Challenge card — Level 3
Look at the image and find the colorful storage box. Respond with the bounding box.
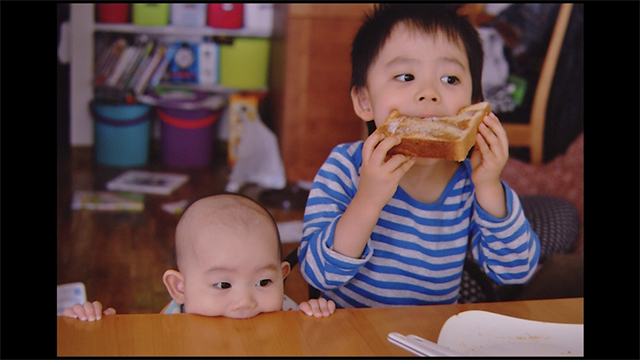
[219,37,270,89]
[132,4,170,26]
[207,4,244,29]
[171,4,207,27]
[96,4,130,23]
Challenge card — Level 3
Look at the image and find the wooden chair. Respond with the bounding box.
[502,3,573,165]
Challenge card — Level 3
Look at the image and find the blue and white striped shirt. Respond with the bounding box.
[298,141,540,308]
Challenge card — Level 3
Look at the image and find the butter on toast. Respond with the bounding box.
[374,101,491,161]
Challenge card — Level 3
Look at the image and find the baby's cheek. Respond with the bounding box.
[263,289,285,312]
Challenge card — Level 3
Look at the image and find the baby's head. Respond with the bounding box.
[163,194,290,318]
[350,4,484,129]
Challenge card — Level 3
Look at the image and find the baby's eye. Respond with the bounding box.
[214,282,231,289]
[257,279,273,287]
[394,74,415,82]
[441,76,459,85]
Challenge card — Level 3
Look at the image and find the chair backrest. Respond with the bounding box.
[502,3,573,165]
[527,3,573,164]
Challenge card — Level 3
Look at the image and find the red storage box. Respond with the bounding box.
[207,4,244,29]
[97,4,130,23]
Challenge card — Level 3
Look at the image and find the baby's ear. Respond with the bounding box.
[350,86,374,122]
[163,270,186,305]
[281,261,291,281]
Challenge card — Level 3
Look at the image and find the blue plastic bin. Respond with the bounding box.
[92,101,152,167]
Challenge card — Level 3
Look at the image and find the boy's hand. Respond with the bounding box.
[333,133,414,258]
[359,132,416,209]
[299,298,336,318]
[470,113,509,218]
[62,301,116,321]
[470,113,509,187]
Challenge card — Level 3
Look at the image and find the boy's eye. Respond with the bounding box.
[214,282,231,289]
[441,76,459,85]
[394,74,415,82]
[257,279,272,287]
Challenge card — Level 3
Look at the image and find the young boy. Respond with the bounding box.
[63,194,335,320]
[298,4,540,308]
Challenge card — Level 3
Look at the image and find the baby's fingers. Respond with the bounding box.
[103,307,117,316]
[63,302,90,321]
[83,301,102,321]
[63,301,115,321]
[299,298,336,318]
[62,305,80,319]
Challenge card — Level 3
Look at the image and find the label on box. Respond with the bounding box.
[198,43,219,85]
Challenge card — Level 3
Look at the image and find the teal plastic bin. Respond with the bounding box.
[92,101,152,167]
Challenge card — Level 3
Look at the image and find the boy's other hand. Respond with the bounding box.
[470,113,509,187]
[299,297,336,318]
[62,301,116,321]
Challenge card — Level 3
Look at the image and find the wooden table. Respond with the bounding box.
[58,297,583,356]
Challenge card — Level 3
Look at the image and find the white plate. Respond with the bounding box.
[437,310,583,356]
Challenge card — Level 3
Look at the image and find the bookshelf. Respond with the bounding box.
[69,4,275,146]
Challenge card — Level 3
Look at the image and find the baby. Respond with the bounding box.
[64,194,335,319]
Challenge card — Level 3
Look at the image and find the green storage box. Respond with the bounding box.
[219,37,270,89]
[132,4,170,26]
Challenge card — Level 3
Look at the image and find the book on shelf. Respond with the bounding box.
[104,44,138,88]
[95,36,179,103]
[134,43,167,96]
[72,191,145,211]
[149,42,179,87]
[106,170,189,195]
[121,40,155,90]
[94,38,127,87]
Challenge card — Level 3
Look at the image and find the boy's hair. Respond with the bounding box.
[351,4,485,104]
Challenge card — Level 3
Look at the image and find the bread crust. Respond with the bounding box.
[374,102,491,161]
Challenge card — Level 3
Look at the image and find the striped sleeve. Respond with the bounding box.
[469,180,541,285]
[298,142,373,291]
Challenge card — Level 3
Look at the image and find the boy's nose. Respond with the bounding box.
[416,89,440,103]
[416,83,440,103]
[418,96,438,102]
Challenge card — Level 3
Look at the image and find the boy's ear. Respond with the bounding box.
[163,269,186,305]
[350,86,374,122]
[281,261,291,281]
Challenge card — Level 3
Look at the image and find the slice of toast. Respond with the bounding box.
[373,101,491,161]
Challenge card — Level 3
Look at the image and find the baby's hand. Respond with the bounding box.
[298,297,336,318]
[62,301,116,321]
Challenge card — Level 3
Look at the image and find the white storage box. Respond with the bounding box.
[244,4,274,37]
[171,4,207,27]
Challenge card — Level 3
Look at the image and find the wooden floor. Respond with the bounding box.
[57,142,309,314]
